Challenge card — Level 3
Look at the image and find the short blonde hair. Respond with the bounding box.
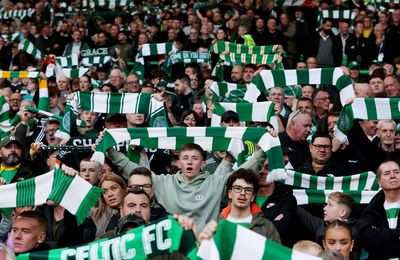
[293,240,323,256]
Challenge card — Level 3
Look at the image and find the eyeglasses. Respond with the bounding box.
[231,185,254,195]
[45,128,58,134]
[128,184,152,191]
[312,144,332,150]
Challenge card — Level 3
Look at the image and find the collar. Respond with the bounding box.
[220,203,263,219]
[0,163,20,172]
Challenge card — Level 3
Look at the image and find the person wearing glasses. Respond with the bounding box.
[311,89,331,124]
[199,168,281,243]
[297,132,341,176]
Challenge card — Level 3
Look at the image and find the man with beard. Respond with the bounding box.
[308,19,335,68]
[0,136,33,183]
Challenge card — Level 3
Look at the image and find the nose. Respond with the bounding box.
[14,230,21,239]
[335,243,341,252]
[134,206,141,215]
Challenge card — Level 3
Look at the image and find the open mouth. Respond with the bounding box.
[186,167,193,171]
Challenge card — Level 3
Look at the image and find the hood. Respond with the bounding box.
[220,203,263,219]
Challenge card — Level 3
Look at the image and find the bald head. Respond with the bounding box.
[354,83,373,98]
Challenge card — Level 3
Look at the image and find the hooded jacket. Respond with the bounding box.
[219,203,281,244]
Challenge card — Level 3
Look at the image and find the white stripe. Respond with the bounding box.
[301,174,310,188]
[284,70,298,86]
[309,69,322,84]
[332,67,344,83]
[109,129,131,144]
[376,99,392,119]
[333,176,343,190]
[231,225,266,260]
[195,137,213,151]
[158,137,177,150]
[317,176,326,190]
[147,127,167,138]
[58,176,93,214]
[225,127,246,139]
[211,114,222,126]
[293,190,309,205]
[252,102,271,122]
[365,171,377,190]
[352,98,368,118]
[243,83,260,102]
[197,239,220,260]
[260,70,274,90]
[350,174,358,190]
[227,138,244,159]
[39,88,48,98]
[286,170,295,186]
[34,171,54,203]
[92,93,108,112]
[187,127,206,137]
[339,84,355,105]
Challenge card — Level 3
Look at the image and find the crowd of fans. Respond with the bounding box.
[0,0,400,259]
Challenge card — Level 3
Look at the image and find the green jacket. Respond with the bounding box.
[108,149,265,231]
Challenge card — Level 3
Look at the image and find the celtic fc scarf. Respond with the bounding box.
[335,98,400,142]
[17,216,198,260]
[211,41,280,55]
[0,96,14,134]
[210,101,277,127]
[134,42,176,80]
[209,82,261,103]
[0,169,102,224]
[0,8,34,19]
[220,52,280,66]
[80,0,132,8]
[293,189,378,205]
[0,70,39,78]
[81,55,112,66]
[252,68,354,105]
[92,127,285,174]
[198,219,321,260]
[56,92,167,140]
[269,170,379,191]
[61,68,89,78]
[18,39,45,60]
[317,10,356,29]
[56,55,79,68]
[2,32,22,42]
[165,51,210,67]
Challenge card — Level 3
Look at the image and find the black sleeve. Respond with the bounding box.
[296,206,324,235]
[271,195,297,235]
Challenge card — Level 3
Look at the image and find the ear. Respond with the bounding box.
[37,231,46,244]
[176,159,182,170]
[350,239,354,252]
[322,239,327,250]
[339,207,347,219]
[228,189,233,200]
[200,160,206,171]
[250,194,255,203]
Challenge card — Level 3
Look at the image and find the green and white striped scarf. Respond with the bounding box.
[92,127,285,174]
[252,68,355,105]
[81,0,132,8]
[220,53,280,66]
[56,92,167,140]
[293,189,378,205]
[1,32,21,42]
[210,101,277,128]
[134,42,176,80]
[269,170,380,191]
[335,98,400,142]
[165,51,210,67]
[17,216,198,260]
[0,96,15,135]
[18,39,45,60]
[61,68,89,78]
[81,55,112,66]
[0,8,34,20]
[211,41,279,55]
[0,71,39,78]
[209,82,261,103]
[25,106,63,121]
[0,168,102,224]
[197,219,321,260]
[56,55,79,68]
[317,9,356,29]
[384,200,400,228]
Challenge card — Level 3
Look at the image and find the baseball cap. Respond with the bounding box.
[348,61,360,70]
[116,214,146,234]
[221,110,239,123]
[0,136,23,148]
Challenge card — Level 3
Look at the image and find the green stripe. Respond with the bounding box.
[386,208,400,219]
[365,98,378,120]
[325,176,334,190]
[357,173,367,190]
[263,239,293,259]
[272,70,286,87]
[48,169,74,204]
[306,189,327,204]
[320,68,334,84]
[266,145,285,170]
[297,69,310,84]
[342,175,351,190]
[293,171,303,188]
[16,178,36,207]
[215,219,236,259]
[390,98,400,119]
[109,92,123,113]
